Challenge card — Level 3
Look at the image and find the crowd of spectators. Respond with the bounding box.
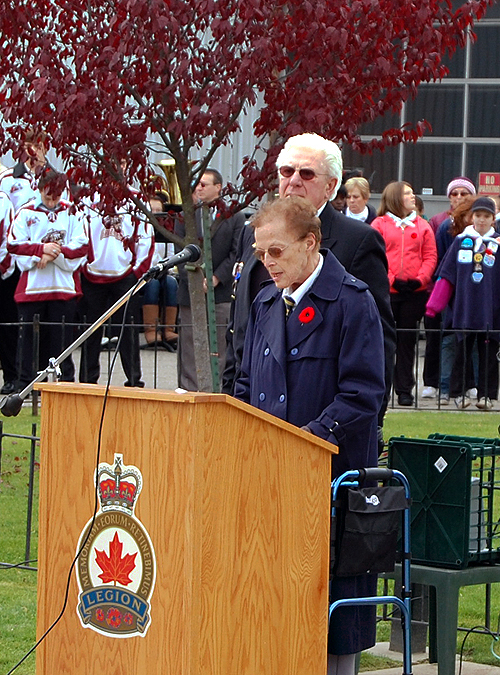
[334,172,500,409]
[3,130,500,675]
[1,132,500,412]
[0,136,247,398]
[0,137,159,394]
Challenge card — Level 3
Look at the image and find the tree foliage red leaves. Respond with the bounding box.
[95,531,137,587]
[0,0,493,208]
[0,0,492,390]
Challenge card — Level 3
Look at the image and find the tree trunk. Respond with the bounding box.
[175,158,213,392]
[186,265,212,392]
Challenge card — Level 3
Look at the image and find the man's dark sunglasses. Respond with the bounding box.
[279,166,327,181]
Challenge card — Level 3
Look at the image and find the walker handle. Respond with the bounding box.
[357,467,396,483]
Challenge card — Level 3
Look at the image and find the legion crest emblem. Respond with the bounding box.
[76,454,156,638]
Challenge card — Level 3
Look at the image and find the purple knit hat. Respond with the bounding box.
[446,177,476,198]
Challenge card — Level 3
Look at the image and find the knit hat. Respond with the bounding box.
[471,196,496,215]
[446,177,476,198]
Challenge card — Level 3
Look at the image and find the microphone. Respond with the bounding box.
[0,393,24,417]
[143,244,202,280]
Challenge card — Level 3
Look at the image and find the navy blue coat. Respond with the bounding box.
[438,230,500,333]
[234,249,385,475]
[234,250,385,654]
[223,203,395,430]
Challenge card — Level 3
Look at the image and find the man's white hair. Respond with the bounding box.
[276,133,343,199]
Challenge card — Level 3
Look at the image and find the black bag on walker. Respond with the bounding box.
[331,486,408,577]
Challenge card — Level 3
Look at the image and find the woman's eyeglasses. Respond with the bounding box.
[450,190,471,197]
[253,237,304,262]
[279,166,326,181]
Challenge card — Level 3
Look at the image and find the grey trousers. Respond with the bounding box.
[177,302,230,391]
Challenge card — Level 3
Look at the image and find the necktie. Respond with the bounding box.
[283,295,295,320]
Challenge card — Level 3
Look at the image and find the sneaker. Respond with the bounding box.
[467,388,478,399]
[439,394,450,405]
[101,336,118,351]
[454,395,471,409]
[422,386,437,398]
[476,397,493,410]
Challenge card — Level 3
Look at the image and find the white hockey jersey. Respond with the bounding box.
[0,191,14,279]
[82,194,154,283]
[0,164,38,213]
[7,197,88,302]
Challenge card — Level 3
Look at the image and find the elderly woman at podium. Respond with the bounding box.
[233,196,385,675]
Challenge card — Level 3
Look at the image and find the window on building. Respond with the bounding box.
[406,85,464,137]
[341,145,400,194]
[403,144,463,195]
[470,25,500,78]
[468,85,500,136]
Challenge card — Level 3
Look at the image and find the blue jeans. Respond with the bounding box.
[439,334,455,396]
[142,274,178,307]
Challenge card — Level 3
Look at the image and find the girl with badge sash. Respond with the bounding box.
[426,197,500,409]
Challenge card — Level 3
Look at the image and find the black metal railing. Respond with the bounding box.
[0,421,39,571]
[1,319,499,412]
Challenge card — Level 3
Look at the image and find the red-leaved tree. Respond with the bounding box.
[0,0,493,390]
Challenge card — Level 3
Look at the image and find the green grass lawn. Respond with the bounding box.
[383,409,500,442]
[1,411,39,675]
[1,409,500,673]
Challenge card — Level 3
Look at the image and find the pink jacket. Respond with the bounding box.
[371,213,437,293]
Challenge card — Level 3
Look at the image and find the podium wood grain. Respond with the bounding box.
[35,383,335,674]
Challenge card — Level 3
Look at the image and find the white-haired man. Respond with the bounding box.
[224,134,395,434]
[225,134,395,674]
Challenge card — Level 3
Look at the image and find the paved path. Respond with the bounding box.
[363,642,499,675]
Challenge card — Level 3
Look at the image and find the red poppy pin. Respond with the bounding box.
[298,306,315,323]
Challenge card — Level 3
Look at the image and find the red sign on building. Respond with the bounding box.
[478,172,500,195]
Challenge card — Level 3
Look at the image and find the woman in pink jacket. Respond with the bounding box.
[372,181,437,406]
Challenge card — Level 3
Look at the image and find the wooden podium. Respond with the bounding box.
[35,383,336,674]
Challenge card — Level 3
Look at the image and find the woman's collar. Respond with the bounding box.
[387,210,417,228]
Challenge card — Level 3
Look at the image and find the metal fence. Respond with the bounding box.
[1,318,499,411]
[391,325,500,411]
[0,421,39,571]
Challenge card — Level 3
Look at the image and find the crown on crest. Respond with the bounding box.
[97,454,142,514]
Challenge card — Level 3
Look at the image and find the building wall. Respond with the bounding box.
[342,2,500,215]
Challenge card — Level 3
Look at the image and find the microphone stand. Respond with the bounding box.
[1,271,155,417]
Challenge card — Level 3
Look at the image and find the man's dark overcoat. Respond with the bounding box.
[175,207,245,306]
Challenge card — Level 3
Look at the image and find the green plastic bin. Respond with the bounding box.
[388,435,500,568]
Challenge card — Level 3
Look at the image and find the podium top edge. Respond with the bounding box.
[36,382,224,403]
[36,383,338,455]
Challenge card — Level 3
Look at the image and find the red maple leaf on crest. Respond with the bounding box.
[95,531,137,586]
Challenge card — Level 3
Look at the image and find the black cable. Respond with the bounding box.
[5,281,140,675]
[0,559,38,570]
[458,623,500,675]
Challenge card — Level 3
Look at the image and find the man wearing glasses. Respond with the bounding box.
[175,169,245,390]
[224,133,395,444]
[428,176,476,234]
